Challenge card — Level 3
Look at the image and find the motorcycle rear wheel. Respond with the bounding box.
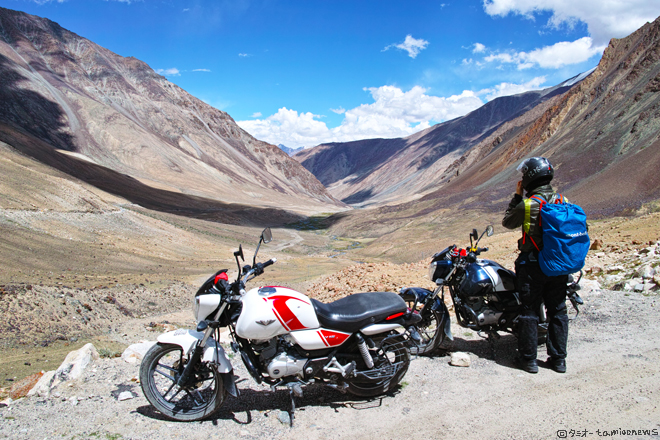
[140,343,227,422]
[346,335,410,397]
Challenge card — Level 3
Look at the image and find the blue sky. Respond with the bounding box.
[2,0,659,148]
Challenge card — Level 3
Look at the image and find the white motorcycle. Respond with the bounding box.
[139,228,420,422]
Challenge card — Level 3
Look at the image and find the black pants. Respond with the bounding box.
[515,253,569,361]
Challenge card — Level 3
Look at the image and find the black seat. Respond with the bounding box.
[311,291,407,333]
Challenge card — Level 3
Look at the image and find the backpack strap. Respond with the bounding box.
[522,194,550,252]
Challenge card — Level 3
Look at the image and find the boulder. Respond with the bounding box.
[9,372,43,399]
[27,370,56,398]
[590,239,603,250]
[51,343,99,388]
[637,264,655,279]
[579,279,601,294]
[450,352,471,367]
[121,341,156,364]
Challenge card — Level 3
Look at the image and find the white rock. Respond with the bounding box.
[634,284,645,292]
[117,391,134,401]
[51,343,99,389]
[579,279,601,294]
[27,370,56,398]
[606,265,625,272]
[122,341,156,364]
[637,265,655,279]
[450,352,471,367]
[605,275,623,284]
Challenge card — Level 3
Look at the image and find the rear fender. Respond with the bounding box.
[157,329,233,373]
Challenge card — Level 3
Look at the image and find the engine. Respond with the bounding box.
[252,337,308,379]
[462,295,503,327]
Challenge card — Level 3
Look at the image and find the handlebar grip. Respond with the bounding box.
[262,258,277,268]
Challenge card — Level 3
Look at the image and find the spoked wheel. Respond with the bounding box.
[139,343,227,421]
[346,335,411,397]
[411,308,447,355]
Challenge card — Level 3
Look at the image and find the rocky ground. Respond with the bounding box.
[0,286,658,440]
[0,211,659,438]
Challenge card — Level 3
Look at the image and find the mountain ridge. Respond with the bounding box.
[0,6,345,222]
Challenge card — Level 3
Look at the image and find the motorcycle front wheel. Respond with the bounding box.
[346,335,410,397]
[140,343,227,421]
[412,309,446,355]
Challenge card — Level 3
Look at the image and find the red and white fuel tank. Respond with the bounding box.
[235,286,320,341]
[235,286,352,350]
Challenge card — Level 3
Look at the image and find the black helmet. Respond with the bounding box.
[517,157,553,190]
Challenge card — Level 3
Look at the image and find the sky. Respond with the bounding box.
[1,0,659,149]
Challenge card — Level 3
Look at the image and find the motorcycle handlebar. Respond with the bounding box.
[262,258,277,269]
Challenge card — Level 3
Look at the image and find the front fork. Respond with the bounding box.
[174,303,238,397]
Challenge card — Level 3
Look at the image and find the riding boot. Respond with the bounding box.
[517,311,539,361]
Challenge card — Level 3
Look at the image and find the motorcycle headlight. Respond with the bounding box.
[193,296,201,321]
[428,262,437,281]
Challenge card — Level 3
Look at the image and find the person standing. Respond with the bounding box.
[502,157,569,374]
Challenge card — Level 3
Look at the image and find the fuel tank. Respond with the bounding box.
[235,286,320,341]
[459,259,516,296]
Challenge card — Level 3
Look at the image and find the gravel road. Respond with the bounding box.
[1,288,658,440]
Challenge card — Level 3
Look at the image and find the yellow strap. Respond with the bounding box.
[523,198,532,233]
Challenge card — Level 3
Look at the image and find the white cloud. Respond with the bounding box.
[192,68,211,72]
[155,68,180,76]
[330,107,346,114]
[251,112,262,118]
[483,0,660,45]
[238,53,251,57]
[383,35,430,59]
[478,76,547,100]
[237,86,483,149]
[473,42,486,53]
[523,37,605,68]
[483,37,605,69]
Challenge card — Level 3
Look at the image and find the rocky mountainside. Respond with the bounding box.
[297,17,660,218]
[295,78,576,206]
[306,16,660,262]
[416,15,660,219]
[0,7,344,222]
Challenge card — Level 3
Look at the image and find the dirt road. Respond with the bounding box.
[1,287,658,440]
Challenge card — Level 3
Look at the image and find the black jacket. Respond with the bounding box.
[502,184,561,253]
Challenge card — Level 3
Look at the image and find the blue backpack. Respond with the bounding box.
[528,194,590,276]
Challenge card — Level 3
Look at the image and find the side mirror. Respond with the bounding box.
[261,227,272,244]
[471,229,479,241]
[234,245,244,262]
[486,225,494,237]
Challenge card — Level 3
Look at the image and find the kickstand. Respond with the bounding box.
[487,331,500,360]
[287,382,303,427]
[288,389,295,427]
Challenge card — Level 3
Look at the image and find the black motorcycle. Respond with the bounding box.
[400,225,583,355]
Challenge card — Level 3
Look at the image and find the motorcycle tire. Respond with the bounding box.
[140,343,227,422]
[346,335,410,397]
[412,309,446,356]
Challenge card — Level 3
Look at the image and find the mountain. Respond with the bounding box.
[416,15,660,219]
[294,78,577,207]
[313,16,660,261]
[278,144,304,156]
[0,7,345,224]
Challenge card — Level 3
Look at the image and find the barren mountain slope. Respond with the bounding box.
[313,17,660,262]
[0,7,344,216]
[295,79,575,206]
[414,16,660,219]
